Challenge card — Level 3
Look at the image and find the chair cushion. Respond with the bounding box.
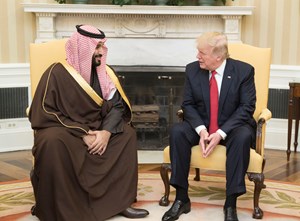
[163,145,263,173]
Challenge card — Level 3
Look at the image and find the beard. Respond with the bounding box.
[92,56,101,68]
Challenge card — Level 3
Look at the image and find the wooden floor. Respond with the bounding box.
[0,149,299,184]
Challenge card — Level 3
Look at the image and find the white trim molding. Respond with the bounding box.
[0,63,32,152]
[0,63,31,89]
[0,118,33,152]
[269,65,300,89]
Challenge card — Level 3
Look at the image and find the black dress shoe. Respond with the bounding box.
[31,204,36,216]
[162,200,191,221]
[224,207,239,221]
[120,207,149,219]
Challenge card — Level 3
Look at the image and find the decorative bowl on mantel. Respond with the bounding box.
[54,0,234,5]
[198,0,233,6]
[54,0,89,3]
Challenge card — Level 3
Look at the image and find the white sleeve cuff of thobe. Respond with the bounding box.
[107,88,117,100]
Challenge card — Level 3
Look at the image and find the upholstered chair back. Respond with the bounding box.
[29,39,68,98]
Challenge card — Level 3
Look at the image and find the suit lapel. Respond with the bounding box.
[199,68,210,114]
[218,59,234,114]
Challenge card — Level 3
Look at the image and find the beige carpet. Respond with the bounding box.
[0,173,300,221]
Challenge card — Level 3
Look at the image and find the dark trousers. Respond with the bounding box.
[169,120,255,197]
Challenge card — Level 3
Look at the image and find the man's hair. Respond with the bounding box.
[196,32,229,60]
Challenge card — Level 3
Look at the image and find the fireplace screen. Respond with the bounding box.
[113,66,185,150]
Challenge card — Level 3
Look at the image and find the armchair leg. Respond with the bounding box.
[159,163,172,206]
[30,168,37,216]
[247,172,266,219]
[194,168,200,181]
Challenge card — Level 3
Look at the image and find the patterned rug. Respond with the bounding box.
[0,173,300,221]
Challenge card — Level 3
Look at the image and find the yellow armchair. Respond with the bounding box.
[28,39,71,215]
[159,43,272,219]
[26,39,68,117]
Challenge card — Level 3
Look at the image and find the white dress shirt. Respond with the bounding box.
[195,60,227,139]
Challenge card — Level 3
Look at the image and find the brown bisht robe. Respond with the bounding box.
[29,62,138,221]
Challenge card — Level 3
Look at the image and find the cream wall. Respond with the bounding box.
[241,0,300,65]
[0,0,299,65]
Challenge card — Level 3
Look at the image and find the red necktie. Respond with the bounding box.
[209,70,219,134]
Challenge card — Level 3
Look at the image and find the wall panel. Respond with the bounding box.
[0,0,9,62]
[8,1,18,62]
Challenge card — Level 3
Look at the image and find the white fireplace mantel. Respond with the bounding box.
[23,3,253,67]
[23,3,253,42]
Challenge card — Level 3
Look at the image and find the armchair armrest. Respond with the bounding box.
[26,107,30,117]
[255,108,272,156]
[177,108,271,157]
[177,109,183,121]
[257,108,272,123]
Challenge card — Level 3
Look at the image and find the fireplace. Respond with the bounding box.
[23,3,253,151]
[113,65,185,150]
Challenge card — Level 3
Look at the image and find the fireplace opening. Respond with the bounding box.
[112,66,185,150]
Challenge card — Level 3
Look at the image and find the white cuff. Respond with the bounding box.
[195,125,206,135]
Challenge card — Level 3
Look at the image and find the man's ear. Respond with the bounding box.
[216,55,222,61]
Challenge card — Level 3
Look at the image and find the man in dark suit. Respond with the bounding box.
[162,32,256,221]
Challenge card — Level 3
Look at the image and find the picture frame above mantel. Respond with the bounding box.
[23,3,254,43]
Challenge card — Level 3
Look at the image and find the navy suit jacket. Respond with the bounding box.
[182,58,257,135]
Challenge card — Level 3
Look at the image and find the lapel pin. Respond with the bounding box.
[227,76,231,79]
